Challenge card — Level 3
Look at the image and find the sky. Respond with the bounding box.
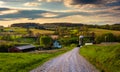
[0,0,120,26]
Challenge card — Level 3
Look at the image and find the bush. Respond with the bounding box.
[40,36,52,49]
[0,43,14,52]
[116,35,120,42]
[59,37,78,46]
[95,33,116,43]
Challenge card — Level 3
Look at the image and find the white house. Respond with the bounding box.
[53,40,62,48]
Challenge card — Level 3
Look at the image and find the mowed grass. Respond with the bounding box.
[0,46,74,72]
[80,44,120,72]
[90,28,120,36]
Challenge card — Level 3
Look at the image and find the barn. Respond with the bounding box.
[8,44,35,52]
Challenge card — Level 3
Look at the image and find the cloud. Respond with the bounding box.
[24,2,40,7]
[0,8,59,19]
[40,12,59,17]
[106,1,120,7]
[0,8,10,11]
[114,7,120,10]
[63,0,118,8]
[38,0,62,2]
[0,1,5,5]
[0,9,19,15]
[0,14,120,27]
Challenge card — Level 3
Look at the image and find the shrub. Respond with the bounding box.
[116,35,120,42]
[95,33,116,43]
[40,36,52,49]
[59,37,78,46]
[0,43,14,52]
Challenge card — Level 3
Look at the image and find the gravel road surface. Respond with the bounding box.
[30,47,99,72]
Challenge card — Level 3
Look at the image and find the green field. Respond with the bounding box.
[0,45,75,72]
[31,29,54,35]
[3,27,54,35]
[4,27,28,34]
[90,28,120,36]
[80,44,120,72]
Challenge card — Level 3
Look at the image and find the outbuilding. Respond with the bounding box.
[53,40,62,48]
[8,44,35,52]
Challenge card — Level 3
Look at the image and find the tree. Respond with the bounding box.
[103,33,116,42]
[95,33,116,43]
[40,36,52,49]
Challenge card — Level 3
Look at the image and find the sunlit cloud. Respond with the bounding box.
[24,2,41,7]
[0,9,19,15]
[0,0,120,26]
[38,0,62,2]
[40,12,59,17]
[0,14,119,27]
[63,0,118,8]
[0,1,5,5]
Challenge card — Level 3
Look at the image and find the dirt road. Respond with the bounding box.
[30,47,99,72]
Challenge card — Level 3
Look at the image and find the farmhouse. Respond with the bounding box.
[53,40,62,48]
[8,44,35,52]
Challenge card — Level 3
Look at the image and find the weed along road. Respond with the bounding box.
[30,47,99,72]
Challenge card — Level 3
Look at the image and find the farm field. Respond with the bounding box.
[31,29,54,35]
[90,28,120,36]
[80,44,120,72]
[0,45,74,72]
[3,27,54,35]
[4,27,28,34]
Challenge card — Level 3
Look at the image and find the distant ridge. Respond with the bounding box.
[11,23,84,29]
[11,22,120,31]
[42,23,84,28]
[11,23,45,29]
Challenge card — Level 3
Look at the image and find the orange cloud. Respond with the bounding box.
[40,13,59,17]
[0,9,19,15]
[24,2,41,7]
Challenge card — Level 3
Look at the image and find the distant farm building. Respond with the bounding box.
[53,40,62,48]
[9,45,35,52]
[50,35,59,40]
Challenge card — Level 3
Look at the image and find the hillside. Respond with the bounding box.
[80,44,120,72]
[90,28,120,36]
[11,23,84,29]
[42,23,83,28]
[11,23,45,29]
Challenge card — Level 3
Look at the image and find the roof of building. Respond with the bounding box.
[15,45,35,50]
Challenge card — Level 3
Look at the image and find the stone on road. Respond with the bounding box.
[30,47,99,72]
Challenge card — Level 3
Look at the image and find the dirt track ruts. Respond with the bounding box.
[30,47,99,72]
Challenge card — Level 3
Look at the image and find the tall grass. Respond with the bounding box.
[80,44,120,72]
